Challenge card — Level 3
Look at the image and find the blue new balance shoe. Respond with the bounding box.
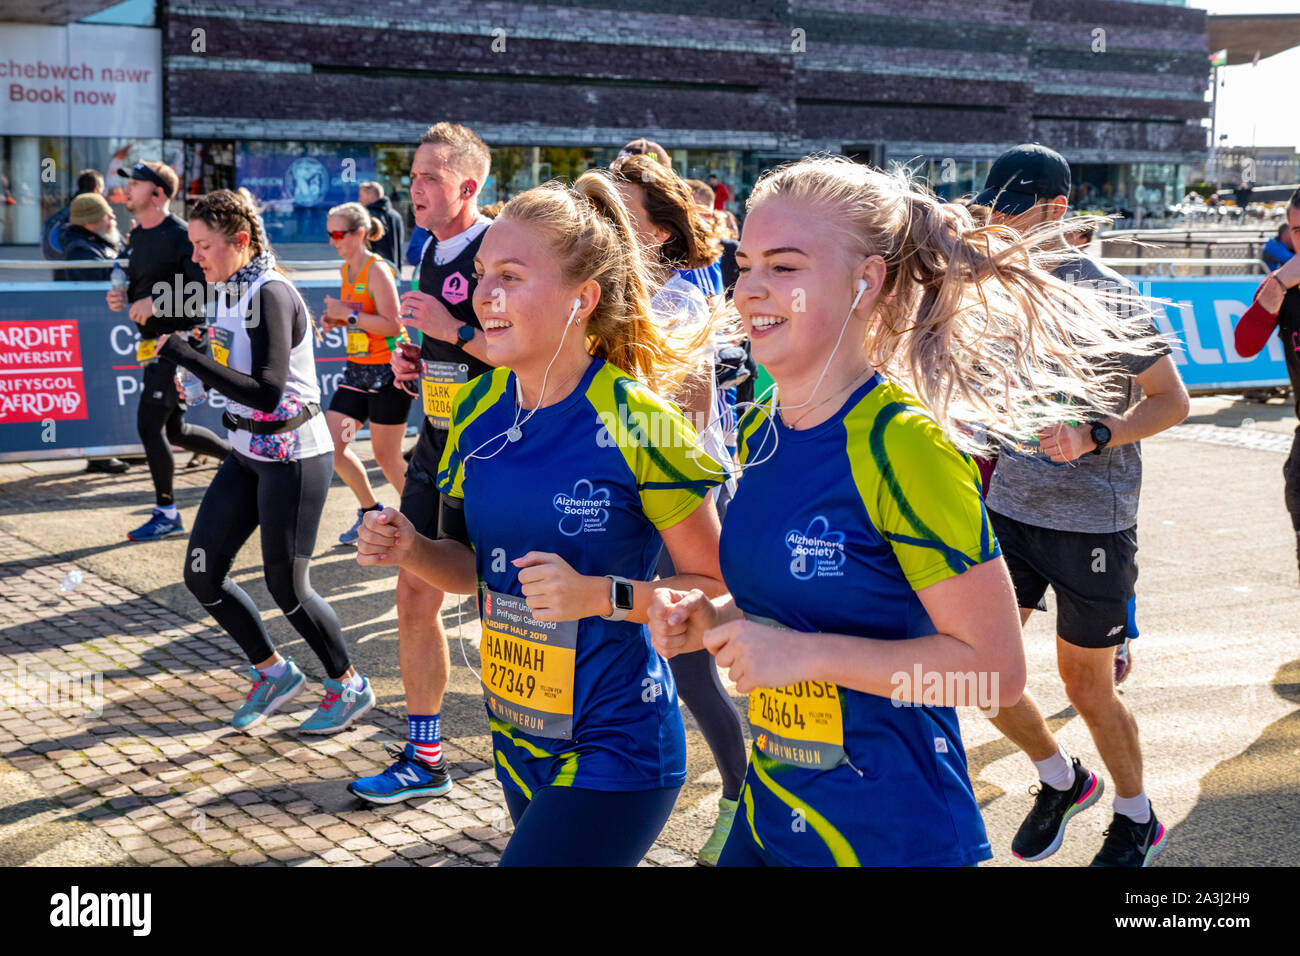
[127,508,185,541]
[348,742,452,805]
[232,660,306,731]
[300,675,376,734]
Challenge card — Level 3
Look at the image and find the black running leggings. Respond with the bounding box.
[183,449,351,679]
[137,362,230,508]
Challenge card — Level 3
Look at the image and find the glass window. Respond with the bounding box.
[236,141,376,244]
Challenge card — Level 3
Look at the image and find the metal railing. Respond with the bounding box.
[1098,257,1270,277]
[0,258,361,287]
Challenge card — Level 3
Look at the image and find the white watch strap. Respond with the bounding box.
[602,574,631,622]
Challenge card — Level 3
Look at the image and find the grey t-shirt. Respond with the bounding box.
[985,255,1170,534]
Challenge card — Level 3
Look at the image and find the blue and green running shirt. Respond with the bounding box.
[438,358,725,796]
[721,372,999,866]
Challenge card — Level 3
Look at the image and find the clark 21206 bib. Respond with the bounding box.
[422,359,469,430]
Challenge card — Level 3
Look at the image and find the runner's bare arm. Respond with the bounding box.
[704,558,1025,707]
[1038,354,1189,461]
[1097,355,1189,449]
[514,497,726,624]
[355,507,477,594]
[364,261,403,336]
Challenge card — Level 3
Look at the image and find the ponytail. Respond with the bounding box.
[496,172,711,399]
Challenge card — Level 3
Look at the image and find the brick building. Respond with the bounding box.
[3,0,1210,247]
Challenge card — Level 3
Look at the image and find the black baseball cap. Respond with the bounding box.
[116,161,177,197]
[973,144,1071,215]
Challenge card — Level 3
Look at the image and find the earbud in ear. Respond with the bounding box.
[570,298,582,325]
[857,278,868,295]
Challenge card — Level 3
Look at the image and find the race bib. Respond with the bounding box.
[745,614,846,770]
[136,338,157,365]
[346,328,369,356]
[478,586,578,739]
[210,326,234,367]
[421,359,469,430]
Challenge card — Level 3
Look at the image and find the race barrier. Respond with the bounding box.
[0,268,1287,463]
[1137,276,1289,392]
[0,276,430,463]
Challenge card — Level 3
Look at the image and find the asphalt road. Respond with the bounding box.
[2,394,1297,865]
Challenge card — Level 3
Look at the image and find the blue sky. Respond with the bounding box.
[1188,0,1300,152]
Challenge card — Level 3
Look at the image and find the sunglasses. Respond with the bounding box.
[327,229,358,241]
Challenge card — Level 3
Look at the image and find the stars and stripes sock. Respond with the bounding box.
[409,713,442,765]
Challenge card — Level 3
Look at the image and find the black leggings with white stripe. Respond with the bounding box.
[183,448,351,679]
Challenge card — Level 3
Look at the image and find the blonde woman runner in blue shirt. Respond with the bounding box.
[355,171,727,866]
[649,155,1166,867]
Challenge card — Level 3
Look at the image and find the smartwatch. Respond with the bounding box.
[454,324,476,349]
[347,310,360,327]
[602,575,634,622]
[1089,421,1112,455]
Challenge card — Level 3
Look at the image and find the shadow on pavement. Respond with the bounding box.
[1158,656,1300,866]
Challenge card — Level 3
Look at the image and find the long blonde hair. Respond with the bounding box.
[748,155,1166,453]
[495,170,711,397]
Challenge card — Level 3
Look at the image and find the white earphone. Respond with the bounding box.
[705,272,874,475]
[463,297,585,465]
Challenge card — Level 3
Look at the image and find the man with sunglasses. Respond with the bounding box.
[107,161,230,541]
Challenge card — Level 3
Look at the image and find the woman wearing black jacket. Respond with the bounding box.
[159,189,374,735]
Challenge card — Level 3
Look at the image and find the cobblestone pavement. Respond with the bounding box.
[3,394,1299,867]
[0,529,694,867]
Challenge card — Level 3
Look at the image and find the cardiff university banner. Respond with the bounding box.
[0,280,422,462]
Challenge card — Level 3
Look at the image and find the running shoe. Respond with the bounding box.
[1011,757,1104,862]
[1114,638,1133,686]
[697,796,739,866]
[348,742,452,804]
[86,457,129,474]
[299,675,376,734]
[339,503,381,546]
[232,660,306,731]
[1090,807,1166,867]
[127,508,185,541]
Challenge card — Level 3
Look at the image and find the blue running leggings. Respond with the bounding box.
[500,785,680,866]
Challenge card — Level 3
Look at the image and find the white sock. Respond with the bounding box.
[343,672,365,692]
[1034,745,1076,791]
[1113,791,1151,824]
[262,659,288,678]
[159,505,179,519]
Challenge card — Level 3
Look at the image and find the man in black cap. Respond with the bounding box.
[107,161,230,541]
[972,144,1189,867]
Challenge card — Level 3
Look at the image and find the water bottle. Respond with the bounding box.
[110,262,127,292]
[60,569,83,592]
[177,367,206,405]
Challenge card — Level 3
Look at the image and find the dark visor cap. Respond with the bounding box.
[117,162,171,193]
[972,144,1071,214]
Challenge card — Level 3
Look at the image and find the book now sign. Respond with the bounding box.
[0,23,161,138]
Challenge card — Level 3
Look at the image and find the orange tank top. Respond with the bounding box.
[341,254,407,365]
